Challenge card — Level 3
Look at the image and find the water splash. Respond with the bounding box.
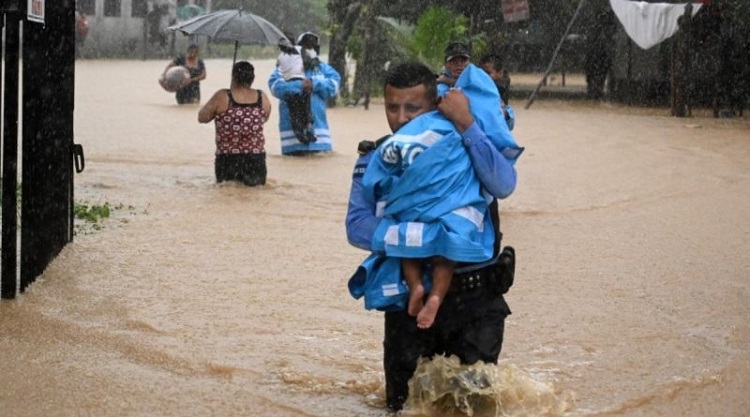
[404,355,571,417]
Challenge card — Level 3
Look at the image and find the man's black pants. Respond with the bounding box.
[383,286,510,411]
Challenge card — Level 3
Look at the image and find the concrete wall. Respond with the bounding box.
[79,0,209,58]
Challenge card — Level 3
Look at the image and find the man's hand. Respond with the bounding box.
[302,78,313,93]
[357,140,376,155]
[436,74,455,86]
[437,88,474,133]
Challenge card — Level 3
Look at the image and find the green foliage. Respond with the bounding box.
[74,200,139,235]
[467,33,488,62]
[74,202,112,224]
[412,6,470,69]
[372,6,487,71]
[74,201,113,233]
[1,184,134,235]
[376,17,419,59]
[346,34,363,61]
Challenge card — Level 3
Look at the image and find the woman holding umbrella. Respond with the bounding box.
[198,61,272,186]
[268,32,341,155]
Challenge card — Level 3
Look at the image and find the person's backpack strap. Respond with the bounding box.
[357,134,390,155]
[489,199,502,256]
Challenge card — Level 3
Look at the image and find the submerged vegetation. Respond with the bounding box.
[0,183,139,235]
[74,201,114,233]
[74,200,141,235]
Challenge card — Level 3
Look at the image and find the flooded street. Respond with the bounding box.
[0,58,749,416]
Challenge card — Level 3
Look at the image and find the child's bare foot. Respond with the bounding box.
[407,283,425,317]
[417,294,441,329]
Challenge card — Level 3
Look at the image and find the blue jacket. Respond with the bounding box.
[346,123,518,252]
[346,65,523,310]
[363,115,497,263]
[438,68,515,131]
[268,61,341,154]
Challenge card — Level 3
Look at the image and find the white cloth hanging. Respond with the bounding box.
[609,0,702,50]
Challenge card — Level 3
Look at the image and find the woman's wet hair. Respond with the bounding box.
[232,61,255,86]
[383,62,437,103]
[187,44,199,53]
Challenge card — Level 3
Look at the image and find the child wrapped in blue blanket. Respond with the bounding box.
[355,64,522,328]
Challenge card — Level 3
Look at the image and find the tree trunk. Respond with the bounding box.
[671,4,693,117]
[327,1,361,102]
[352,6,378,109]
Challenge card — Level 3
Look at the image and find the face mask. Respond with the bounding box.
[304,48,318,60]
[302,48,320,70]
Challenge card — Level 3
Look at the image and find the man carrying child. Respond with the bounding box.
[276,37,317,144]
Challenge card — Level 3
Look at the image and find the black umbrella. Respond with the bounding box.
[167,9,288,63]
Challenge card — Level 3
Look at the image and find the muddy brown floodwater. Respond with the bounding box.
[0,58,748,417]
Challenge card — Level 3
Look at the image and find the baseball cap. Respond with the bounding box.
[444,42,471,61]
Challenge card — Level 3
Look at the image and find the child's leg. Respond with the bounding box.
[302,90,313,125]
[417,257,454,329]
[401,258,425,317]
[286,95,308,142]
[302,91,317,142]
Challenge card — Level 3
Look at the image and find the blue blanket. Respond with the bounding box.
[350,64,519,311]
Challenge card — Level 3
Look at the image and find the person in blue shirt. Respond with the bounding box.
[437,42,514,131]
[436,42,472,97]
[268,32,341,156]
[478,53,515,131]
[345,61,521,411]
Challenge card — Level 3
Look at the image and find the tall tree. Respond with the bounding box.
[327,0,362,100]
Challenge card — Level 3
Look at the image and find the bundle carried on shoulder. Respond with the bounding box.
[159,66,191,92]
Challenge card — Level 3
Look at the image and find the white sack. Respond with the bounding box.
[609,0,702,50]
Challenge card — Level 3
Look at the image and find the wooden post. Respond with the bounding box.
[525,0,586,109]
[671,4,693,117]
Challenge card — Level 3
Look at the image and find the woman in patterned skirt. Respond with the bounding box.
[198,61,272,186]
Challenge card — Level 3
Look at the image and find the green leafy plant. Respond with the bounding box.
[365,7,480,71]
[74,201,137,234]
[412,6,470,70]
[74,201,112,224]
[1,183,138,235]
